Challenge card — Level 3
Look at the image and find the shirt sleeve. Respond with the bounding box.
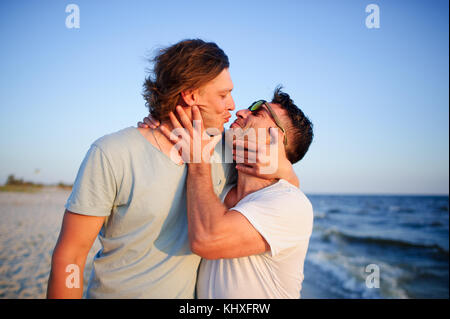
[65,144,117,217]
[231,189,313,257]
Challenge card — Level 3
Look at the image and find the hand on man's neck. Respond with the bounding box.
[159,105,193,137]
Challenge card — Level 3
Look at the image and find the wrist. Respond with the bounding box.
[188,162,211,174]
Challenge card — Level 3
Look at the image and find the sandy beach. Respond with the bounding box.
[0,188,100,298]
[0,188,317,299]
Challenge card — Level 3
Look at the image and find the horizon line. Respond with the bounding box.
[304,192,449,197]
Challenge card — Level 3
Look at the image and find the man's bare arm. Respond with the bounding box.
[187,163,270,260]
[47,210,105,299]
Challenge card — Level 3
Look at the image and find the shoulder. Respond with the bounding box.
[254,180,311,206]
[279,180,313,218]
[92,126,138,152]
[231,180,313,249]
[280,180,313,212]
[242,180,313,221]
[84,127,144,174]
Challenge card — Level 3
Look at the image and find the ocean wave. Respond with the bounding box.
[388,206,415,213]
[400,220,447,229]
[313,211,327,219]
[305,251,409,299]
[321,228,449,255]
[327,208,341,214]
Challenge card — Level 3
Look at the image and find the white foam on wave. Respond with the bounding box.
[306,250,409,299]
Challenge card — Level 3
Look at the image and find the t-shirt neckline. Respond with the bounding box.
[131,126,185,168]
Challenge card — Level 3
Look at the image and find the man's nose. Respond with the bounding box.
[236,108,251,119]
[227,95,236,111]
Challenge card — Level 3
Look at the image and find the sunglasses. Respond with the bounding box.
[248,100,288,145]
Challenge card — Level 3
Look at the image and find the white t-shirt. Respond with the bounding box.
[196,179,313,299]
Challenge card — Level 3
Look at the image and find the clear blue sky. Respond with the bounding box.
[0,0,448,195]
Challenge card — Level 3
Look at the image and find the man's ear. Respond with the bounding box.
[180,89,200,107]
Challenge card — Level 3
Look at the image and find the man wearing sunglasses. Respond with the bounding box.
[158,87,314,298]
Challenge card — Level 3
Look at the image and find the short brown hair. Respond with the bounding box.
[143,39,229,121]
[271,86,313,164]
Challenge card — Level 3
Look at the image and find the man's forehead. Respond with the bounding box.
[215,76,233,91]
[218,86,233,93]
[203,68,233,91]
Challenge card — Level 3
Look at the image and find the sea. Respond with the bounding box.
[301,195,449,299]
[0,190,448,299]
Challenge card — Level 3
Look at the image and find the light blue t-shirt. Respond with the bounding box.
[65,127,235,298]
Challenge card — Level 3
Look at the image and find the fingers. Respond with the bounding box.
[232,130,275,150]
[201,133,223,162]
[139,114,161,129]
[149,117,160,127]
[232,148,258,164]
[269,127,285,151]
[144,117,157,129]
[232,138,271,164]
[176,106,194,132]
[160,125,183,144]
[191,105,204,132]
[137,121,148,128]
[269,127,280,143]
[168,111,183,130]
